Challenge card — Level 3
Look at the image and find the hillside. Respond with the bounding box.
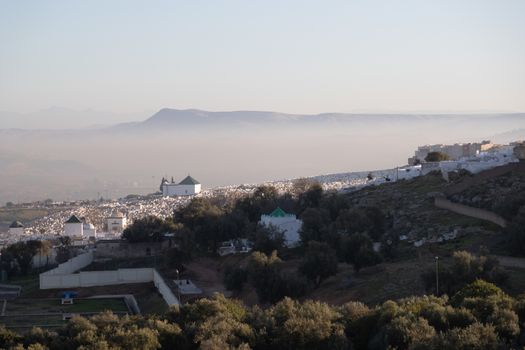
[118,108,525,131]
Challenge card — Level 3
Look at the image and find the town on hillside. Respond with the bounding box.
[2,139,525,348]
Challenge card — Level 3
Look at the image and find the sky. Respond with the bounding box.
[1,0,524,115]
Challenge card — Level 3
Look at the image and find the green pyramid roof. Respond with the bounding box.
[65,215,82,224]
[179,175,200,185]
[9,221,24,228]
[269,207,288,217]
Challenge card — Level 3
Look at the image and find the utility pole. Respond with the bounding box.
[176,269,181,304]
[435,256,439,295]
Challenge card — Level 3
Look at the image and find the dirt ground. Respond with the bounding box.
[182,257,229,297]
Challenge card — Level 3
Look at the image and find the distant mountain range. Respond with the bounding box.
[2,107,525,131]
[1,107,525,203]
[112,108,525,131]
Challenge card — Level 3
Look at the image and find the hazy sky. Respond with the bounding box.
[1,0,524,114]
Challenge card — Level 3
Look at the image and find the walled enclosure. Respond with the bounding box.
[39,251,180,306]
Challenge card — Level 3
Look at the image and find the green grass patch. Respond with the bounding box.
[0,314,66,328]
[134,286,169,315]
[7,274,40,296]
[5,298,129,315]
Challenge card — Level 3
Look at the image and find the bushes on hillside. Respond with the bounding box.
[6,279,525,350]
[421,250,508,296]
[425,151,450,162]
[299,241,338,287]
[340,233,381,272]
[122,216,181,243]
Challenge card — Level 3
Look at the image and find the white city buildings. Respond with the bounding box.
[8,221,25,236]
[64,215,84,237]
[260,207,303,248]
[83,222,97,239]
[162,175,201,196]
[107,211,127,236]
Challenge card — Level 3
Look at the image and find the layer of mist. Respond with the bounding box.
[1,109,524,203]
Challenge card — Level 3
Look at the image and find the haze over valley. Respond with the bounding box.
[1,108,524,203]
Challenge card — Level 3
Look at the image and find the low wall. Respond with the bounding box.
[43,251,94,276]
[40,268,154,289]
[153,270,179,306]
[434,197,507,228]
[39,253,180,306]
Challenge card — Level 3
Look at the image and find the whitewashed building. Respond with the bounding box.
[107,211,127,236]
[83,222,97,239]
[8,221,24,236]
[64,215,83,237]
[162,175,201,196]
[408,141,496,165]
[260,207,303,248]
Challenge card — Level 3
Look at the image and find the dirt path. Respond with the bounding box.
[184,258,228,297]
[493,255,525,269]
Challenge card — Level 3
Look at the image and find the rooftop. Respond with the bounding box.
[9,221,24,228]
[268,207,289,218]
[179,175,200,185]
[65,215,82,224]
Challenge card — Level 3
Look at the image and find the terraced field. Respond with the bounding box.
[0,297,129,330]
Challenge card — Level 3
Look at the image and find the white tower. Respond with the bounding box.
[64,215,84,237]
[107,211,127,235]
[8,221,25,236]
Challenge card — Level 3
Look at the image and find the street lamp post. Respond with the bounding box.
[175,269,181,304]
[435,256,439,296]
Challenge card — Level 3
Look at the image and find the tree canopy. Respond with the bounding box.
[425,151,450,162]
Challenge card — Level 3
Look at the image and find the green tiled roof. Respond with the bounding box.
[269,207,288,217]
[65,215,82,224]
[9,221,24,228]
[179,175,200,185]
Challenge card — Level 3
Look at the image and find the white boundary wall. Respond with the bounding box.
[153,270,179,306]
[45,251,94,275]
[39,252,179,306]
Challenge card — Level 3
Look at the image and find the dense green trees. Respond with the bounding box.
[5,279,525,349]
[55,236,73,264]
[223,265,248,293]
[507,206,525,255]
[126,183,389,278]
[0,240,49,276]
[224,251,308,303]
[249,224,285,255]
[421,251,508,296]
[246,251,306,303]
[299,241,338,287]
[340,233,381,272]
[424,151,450,162]
[300,207,332,243]
[122,216,181,243]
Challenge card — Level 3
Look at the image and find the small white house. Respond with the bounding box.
[83,222,97,239]
[260,207,303,248]
[64,215,83,237]
[162,175,201,196]
[107,211,127,235]
[8,221,24,236]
